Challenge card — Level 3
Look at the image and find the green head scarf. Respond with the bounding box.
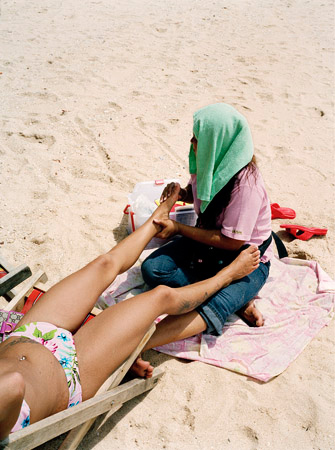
[189,103,254,213]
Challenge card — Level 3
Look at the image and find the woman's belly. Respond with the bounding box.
[0,337,70,423]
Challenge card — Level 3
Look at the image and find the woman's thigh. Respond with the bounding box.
[74,286,166,399]
[197,262,270,336]
[18,256,119,332]
[141,237,197,287]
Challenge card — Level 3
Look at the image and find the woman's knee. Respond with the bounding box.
[93,253,118,274]
[150,284,175,310]
[141,258,163,286]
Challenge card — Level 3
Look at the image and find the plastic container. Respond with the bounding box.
[124,179,197,233]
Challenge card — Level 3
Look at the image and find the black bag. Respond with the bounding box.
[190,234,275,279]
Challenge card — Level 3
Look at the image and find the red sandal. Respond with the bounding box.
[271,203,296,220]
[280,224,328,241]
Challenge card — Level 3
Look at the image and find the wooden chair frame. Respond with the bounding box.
[0,255,163,450]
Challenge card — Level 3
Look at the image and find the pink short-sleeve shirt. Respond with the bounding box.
[190,167,273,263]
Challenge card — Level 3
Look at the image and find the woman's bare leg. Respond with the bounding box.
[18,185,181,332]
[237,300,264,326]
[132,245,262,377]
[75,245,260,396]
[134,299,264,377]
[131,311,207,378]
[0,372,26,439]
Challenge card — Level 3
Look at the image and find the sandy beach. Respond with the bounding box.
[1,0,334,448]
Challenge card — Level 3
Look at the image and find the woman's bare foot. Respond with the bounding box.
[222,245,260,282]
[161,246,261,317]
[130,356,154,379]
[152,183,180,222]
[237,300,264,327]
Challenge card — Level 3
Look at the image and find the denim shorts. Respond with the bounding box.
[141,236,270,336]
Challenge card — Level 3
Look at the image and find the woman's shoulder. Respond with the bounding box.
[233,165,269,200]
[237,165,263,186]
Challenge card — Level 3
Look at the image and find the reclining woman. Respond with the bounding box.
[0,183,260,439]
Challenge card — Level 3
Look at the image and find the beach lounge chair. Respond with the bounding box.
[0,254,163,450]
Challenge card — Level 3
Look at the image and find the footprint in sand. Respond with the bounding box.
[183,405,195,431]
[107,101,122,111]
[33,191,48,200]
[18,132,55,147]
[290,249,314,260]
[132,90,154,99]
[24,118,40,126]
[5,131,55,149]
[136,118,168,134]
[22,91,59,102]
[243,425,259,443]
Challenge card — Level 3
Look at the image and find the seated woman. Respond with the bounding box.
[136,104,272,376]
[0,184,260,439]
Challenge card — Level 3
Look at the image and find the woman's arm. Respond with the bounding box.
[0,371,25,439]
[153,219,245,251]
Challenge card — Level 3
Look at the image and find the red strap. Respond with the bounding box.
[130,211,135,232]
[21,289,45,314]
[123,204,130,215]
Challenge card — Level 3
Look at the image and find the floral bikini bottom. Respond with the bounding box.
[5,322,82,432]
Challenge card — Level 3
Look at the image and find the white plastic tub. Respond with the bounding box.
[124,179,197,233]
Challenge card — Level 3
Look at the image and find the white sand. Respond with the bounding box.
[1,0,334,448]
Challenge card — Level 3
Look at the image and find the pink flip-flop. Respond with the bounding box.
[271,203,296,220]
[280,224,328,241]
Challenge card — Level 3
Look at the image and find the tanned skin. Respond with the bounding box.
[0,184,260,438]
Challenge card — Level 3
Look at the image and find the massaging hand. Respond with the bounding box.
[160,182,188,203]
[153,218,179,239]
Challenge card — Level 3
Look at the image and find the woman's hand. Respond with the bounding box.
[160,183,189,203]
[153,218,179,239]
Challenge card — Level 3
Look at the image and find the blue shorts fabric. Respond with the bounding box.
[141,236,270,336]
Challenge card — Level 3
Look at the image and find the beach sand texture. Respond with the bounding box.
[0,0,334,448]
